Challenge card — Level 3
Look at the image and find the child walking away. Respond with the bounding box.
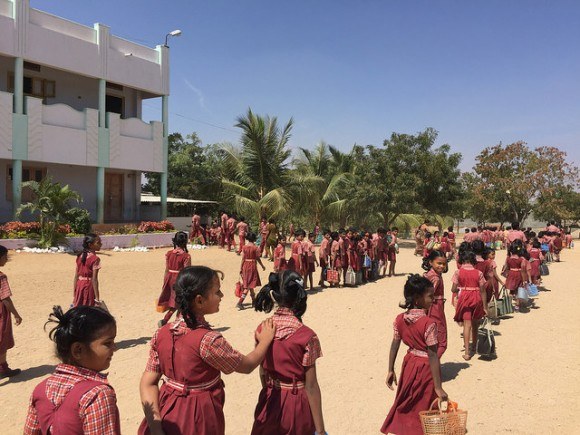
[0,245,22,379]
[318,230,331,287]
[24,306,120,434]
[381,275,447,434]
[288,230,306,275]
[451,250,487,360]
[273,235,287,272]
[484,248,505,298]
[237,233,266,310]
[528,241,544,285]
[330,231,342,286]
[139,266,276,435]
[252,271,326,435]
[72,234,103,308]
[236,216,249,255]
[422,250,448,358]
[305,232,319,290]
[502,242,528,311]
[157,232,191,326]
[387,227,399,277]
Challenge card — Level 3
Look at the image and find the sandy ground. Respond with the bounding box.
[1,241,579,434]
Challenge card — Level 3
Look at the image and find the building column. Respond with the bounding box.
[96,78,106,223]
[161,95,169,220]
[12,57,24,219]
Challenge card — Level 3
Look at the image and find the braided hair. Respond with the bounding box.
[78,233,99,265]
[45,305,115,364]
[172,231,189,253]
[254,271,308,321]
[175,266,223,329]
[402,274,433,310]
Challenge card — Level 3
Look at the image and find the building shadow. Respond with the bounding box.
[116,336,151,350]
[441,362,470,382]
[0,364,55,385]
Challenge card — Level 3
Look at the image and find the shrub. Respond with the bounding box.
[65,207,92,235]
[137,220,175,233]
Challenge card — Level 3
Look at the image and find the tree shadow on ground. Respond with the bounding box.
[0,364,55,385]
[116,336,151,350]
[441,362,470,382]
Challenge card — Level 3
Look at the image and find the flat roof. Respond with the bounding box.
[140,194,218,204]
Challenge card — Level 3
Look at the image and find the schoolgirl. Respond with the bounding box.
[318,230,331,287]
[329,232,342,286]
[236,216,249,255]
[451,250,487,360]
[304,232,319,290]
[483,248,505,298]
[252,271,326,435]
[157,231,192,326]
[25,306,120,434]
[502,242,528,311]
[387,227,399,277]
[72,234,103,308]
[422,251,448,358]
[528,240,544,285]
[273,234,287,273]
[139,266,276,435]
[237,232,266,310]
[381,275,447,434]
[0,245,22,378]
[288,229,306,275]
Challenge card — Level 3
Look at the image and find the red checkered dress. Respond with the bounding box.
[0,271,15,353]
[393,309,437,347]
[146,315,243,374]
[268,307,322,366]
[24,364,120,435]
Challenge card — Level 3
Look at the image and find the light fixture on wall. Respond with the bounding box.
[164,29,182,47]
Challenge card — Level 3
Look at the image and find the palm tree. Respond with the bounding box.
[220,109,294,220]
[17,176,82,247]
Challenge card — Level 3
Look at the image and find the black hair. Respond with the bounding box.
[421,250,447,271]
[391,227,398,232]
[277,233,286,243]
[425,231,432,239]
[0,245,7,258]
[471,227,477,233]
[447,226,454,232]
[330,231,339,241]
[457,241,471,255]
[532,239,541,249]
[308,232,316,239]
[246,232,257,243]
[482,248,495,260]
[402,274,433,309]
[78,233,99,265]
[511,222,520,230]
[443,231,449,237]
[45,305,115,364]
[295,229,306,238]
[464,228,470,233]
[239,216,245,222]
[175,266,223,329]
[172,231,189,252]
[338,228,346,235]
[254,271,307,321]
[471,239,485,255]
[458,249,477,265]
[323,228,331,235]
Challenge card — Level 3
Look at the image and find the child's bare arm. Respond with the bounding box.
[2,297,22,325]
[427,345,447,400]
[139,371,164,435]
[386,338,401,389]
[92,268,100,301]
[305,365,325,435]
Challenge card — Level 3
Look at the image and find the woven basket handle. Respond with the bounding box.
[429,398,455,413]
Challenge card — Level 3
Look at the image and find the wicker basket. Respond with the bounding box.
[420,399,467,435]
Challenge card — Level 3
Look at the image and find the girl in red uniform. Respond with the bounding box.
[318,230,331,287]
[387,227,399,277]
[72,234,103,308]
[447,226,456,260]
[273,234,287,272]
[528,240,544,285]
[0,245,23,379]
[422,250,448,358]
[381,275,447,435]
[472,240,494,301]
[139,266,276,435]
[237,233,266,310]
[502,242,528,311]
[157,232,191,326]
[484,248,505,298]
[236,216,249,255]
[304,232,319,290]
[329,231,342,286]
[451,250,487,360]
[25,306,120,434]
[252,271,326,435]
[288,229,306,275]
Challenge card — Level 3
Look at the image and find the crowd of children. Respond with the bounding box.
[0,216,572,434]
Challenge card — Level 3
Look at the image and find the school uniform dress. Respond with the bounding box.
[259,222,268,254]
[139,316,243,435]
[236,222,249,254]
[73,252,101,307]
[424,269,447,358]
[475,256,494,301]
[319,238,329,269]
[274,243,287,272]
[453,265,486,322]
[157,248,192,312]
[220,214,228,248]
[381,309,438,435]
[288,241,305,274]
[504,256,525,295]
[241,245,262,289]
[388,236,398,262]
[252,308,322,435]
[331,240,342,269]
[339,237,349,269]
[489,259,500,298]
[345,237,358,271]
[24,364,120,435]
[0,272,14,354]
[305,240,316,273]
[528,248,542,282]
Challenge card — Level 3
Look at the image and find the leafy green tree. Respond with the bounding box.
[17,176,82,247]
[220,108,294,221]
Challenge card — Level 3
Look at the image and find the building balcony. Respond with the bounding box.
[0,91,163,172]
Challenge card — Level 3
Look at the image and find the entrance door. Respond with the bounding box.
[105,173,124,222]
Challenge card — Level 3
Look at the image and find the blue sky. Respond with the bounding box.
[33,0,580,170]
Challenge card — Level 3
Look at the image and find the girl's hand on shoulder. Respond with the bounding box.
[386,371,397,390]
[256,318,276,344]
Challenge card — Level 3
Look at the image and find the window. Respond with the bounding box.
[7,73,56,99]
[6,165,47,202]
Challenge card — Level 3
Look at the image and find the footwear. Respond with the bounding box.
[236,302,245,310]
[0,367,21,379]
[157,319,167,328]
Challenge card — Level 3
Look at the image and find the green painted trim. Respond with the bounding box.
[12,159,22,220]
[98,126,109,167]
[96,166,105,224]
[14,57,23,115]
[12,114,28,160]
[98,79,106,127]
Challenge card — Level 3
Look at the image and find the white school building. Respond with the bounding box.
[0,0,171,223]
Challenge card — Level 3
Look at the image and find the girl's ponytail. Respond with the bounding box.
[254,273,279,314]
[173,231,189,253]
[78,233,98,265]
[255,271,307,321]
